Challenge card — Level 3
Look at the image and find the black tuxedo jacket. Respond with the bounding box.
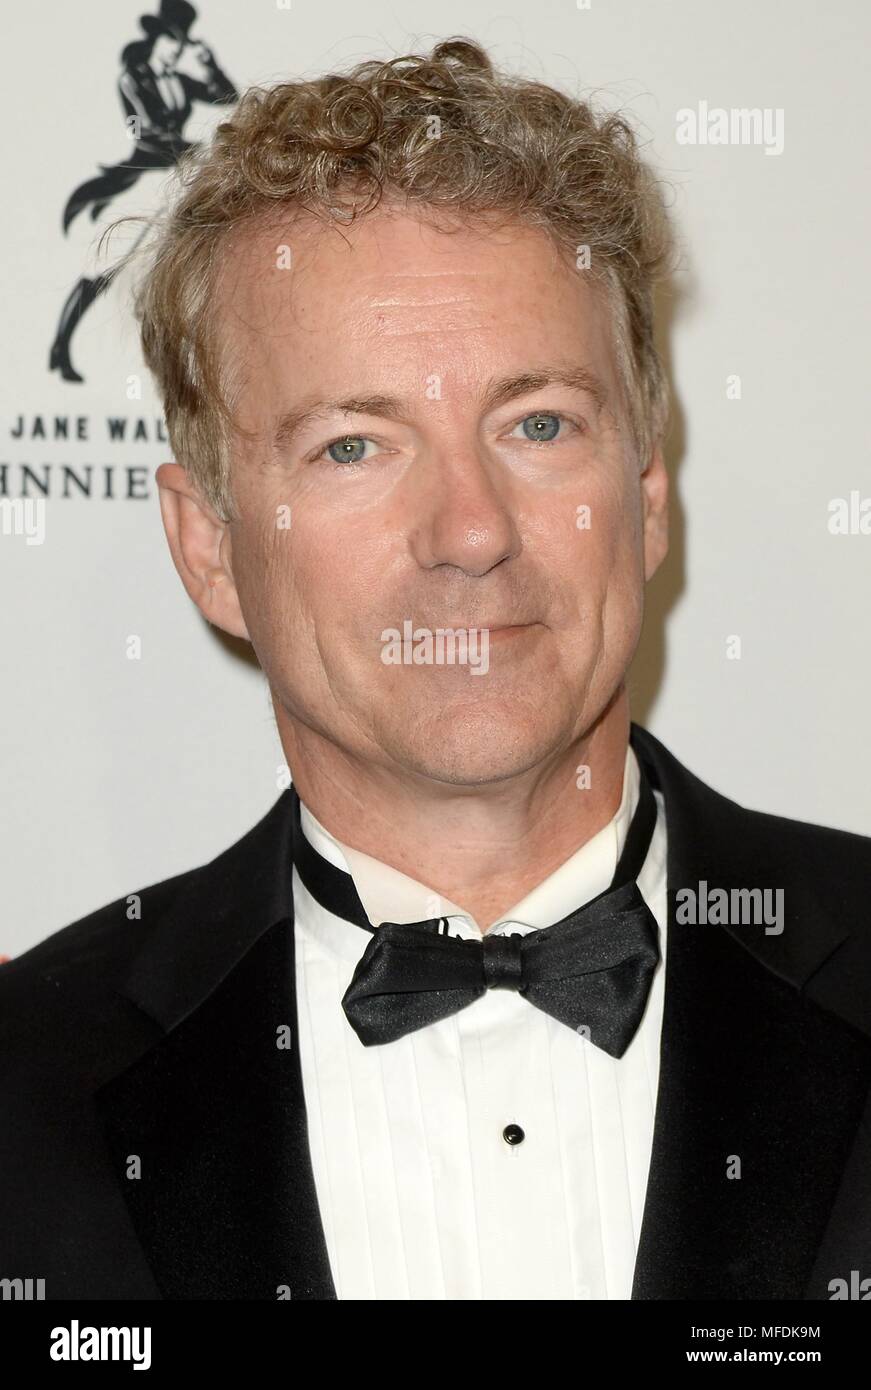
[2,723,870,1300]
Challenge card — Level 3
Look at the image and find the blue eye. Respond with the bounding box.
[511,412,575,443]
[319,435,376,466]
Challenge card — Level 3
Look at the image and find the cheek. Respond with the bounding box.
[298,506,399,615]
[582,471,644,588]
[532,480,637,608]
[230,514,302,645]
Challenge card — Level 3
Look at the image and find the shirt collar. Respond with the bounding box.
[298,743,640,939]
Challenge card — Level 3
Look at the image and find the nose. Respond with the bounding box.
[407,445,522,578]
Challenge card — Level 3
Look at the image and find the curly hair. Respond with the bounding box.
[115,36,674,521]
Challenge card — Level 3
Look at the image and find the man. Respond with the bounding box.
[3,37,870,1301]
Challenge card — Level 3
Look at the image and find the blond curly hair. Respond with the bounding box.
[115,36,674,520]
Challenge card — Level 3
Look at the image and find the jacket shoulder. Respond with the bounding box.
[0,869,193,1052]
[634,721,871,879]
[735,799,871,872]
[632,722,871,1033]
[0,794,290,1052]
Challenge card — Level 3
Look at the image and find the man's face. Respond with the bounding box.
[153,34,182,70]
[215,206,667,785]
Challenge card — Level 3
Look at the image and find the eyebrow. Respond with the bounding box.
[270,365,612,453]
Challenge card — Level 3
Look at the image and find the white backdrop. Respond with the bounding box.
[2,0,869,956]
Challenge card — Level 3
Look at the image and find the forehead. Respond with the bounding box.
[213,203,619,417]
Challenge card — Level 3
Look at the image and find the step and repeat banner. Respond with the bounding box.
[3,0,869,953]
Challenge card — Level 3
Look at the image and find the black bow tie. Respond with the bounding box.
[291,758,661,1057]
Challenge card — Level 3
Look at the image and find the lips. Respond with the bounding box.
[436,621,535,631]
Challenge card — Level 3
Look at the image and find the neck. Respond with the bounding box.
[278,689,631,930]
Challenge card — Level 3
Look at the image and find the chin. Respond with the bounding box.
[375,696,570,786]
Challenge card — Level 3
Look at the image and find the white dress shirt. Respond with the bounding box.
[292,743,668,1300]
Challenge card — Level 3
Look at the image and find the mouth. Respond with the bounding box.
[438,620,538,632]
[485,623,538,641]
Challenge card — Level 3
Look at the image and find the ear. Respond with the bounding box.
[640,445,669,582]
[156,462,250,640]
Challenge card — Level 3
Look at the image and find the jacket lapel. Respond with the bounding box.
[93,793,337,1299]
[629,723,871,1298]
